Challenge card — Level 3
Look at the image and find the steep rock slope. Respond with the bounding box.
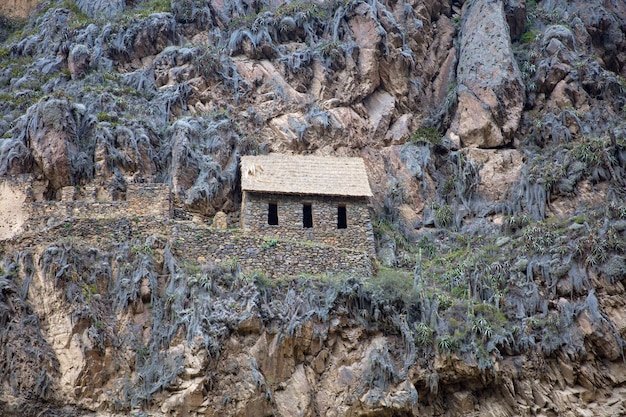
[1,0,626,416]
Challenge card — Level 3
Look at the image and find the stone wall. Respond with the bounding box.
[25,201,128,231]
[126,183,172,218]
[9,217,373,278]
[24,184,171,231]
[171,223,373,278]
[241,192,375,255]
[0,175,171,239]
[1,176,373,277]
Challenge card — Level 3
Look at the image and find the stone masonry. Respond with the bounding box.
[172,223,372,278]
[0,175,171,237]
[0,175,374,278]
[241,192,375,255]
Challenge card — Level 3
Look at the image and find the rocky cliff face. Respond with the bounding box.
[1,0,626,416]
[0,0,38,19]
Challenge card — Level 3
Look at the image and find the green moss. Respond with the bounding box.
[411,127,442,145]
[261,238,278,250]
[0,90,43,110]
[134,0,172,17]
[250,270,275,289]
[0,15,26,44]
[182,260,202,277]
[228,13,258,30]
[6,56,34,78]
[519,30,539,44]
[228,0,340,31]
[274,1,330,20]
[417,236,436,259]
[0,47,10,60]
[373,218,410,250]
[97,111,117,123]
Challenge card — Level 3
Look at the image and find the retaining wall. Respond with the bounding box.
[171,223,373,278]
[0,175,172,235]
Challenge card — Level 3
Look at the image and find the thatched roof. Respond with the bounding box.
[241,154,373,197]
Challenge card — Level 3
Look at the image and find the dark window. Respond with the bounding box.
[337,205,347,229]
[268,202,278,225]
[303,204,313,228]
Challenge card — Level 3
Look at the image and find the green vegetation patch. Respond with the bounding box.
[133,0,172,17]
[411,127,442,145]
[368,266,417,306]
[519,29,539,44]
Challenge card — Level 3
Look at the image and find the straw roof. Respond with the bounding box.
[241,154,372,197]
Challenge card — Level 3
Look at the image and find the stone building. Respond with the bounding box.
[240,154,375,254]
[0,174,171,240]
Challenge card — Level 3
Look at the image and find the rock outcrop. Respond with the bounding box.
[0,0,38,18]
[21,99,95,190]
[451,0,525,148]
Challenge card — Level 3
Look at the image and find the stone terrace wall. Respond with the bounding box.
[8,218,373,278]
[25,201,129,232]
[1,179,172,235]
[126,184,172,218]
[171,223,372,278]
[3,213,372,277]
[241,192,375,255]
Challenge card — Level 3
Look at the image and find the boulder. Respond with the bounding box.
[274,365,314,417]
[384,114,413,145]
[454,87,504,148]
[345,3,383,101]
[212,211,228,230]
[24,99,94,190]
[542,25,577,52]
[577,309,622,361]
[378,232,397,267]
[576,1,626,72]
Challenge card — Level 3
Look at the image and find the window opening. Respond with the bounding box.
[268,202,278,225]
[337,205,347,229]
[303,204,313,228]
